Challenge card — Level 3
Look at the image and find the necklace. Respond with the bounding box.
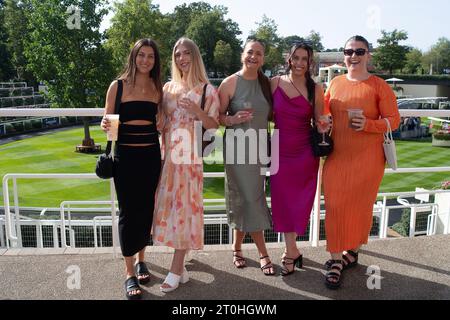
[287,75,304,97]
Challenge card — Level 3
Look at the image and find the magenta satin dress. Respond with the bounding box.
[270,86,320,235]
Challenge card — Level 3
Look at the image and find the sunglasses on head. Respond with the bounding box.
[343,48,367,56]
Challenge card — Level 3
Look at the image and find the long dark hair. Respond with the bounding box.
[243,38,273,107]
[286,42,316,106]
[119,38,163,103]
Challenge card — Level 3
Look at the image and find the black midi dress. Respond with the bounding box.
[113,100,161,257]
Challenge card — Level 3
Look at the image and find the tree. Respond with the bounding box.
[213,40,232,76]
[4,0,36,84]
[249,15,283,74]
[372,29,409,74]
[105,0,169,77]
[0,0,14,80]
[168,3,241,74]
[168,1,213,46]
[422,38,450,74]
[280,35,306,53]
[186,7,241,73]
[24,0,114,148]
[306,30,324,52]
[404,48,423,74]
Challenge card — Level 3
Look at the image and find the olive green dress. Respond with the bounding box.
[224,74,272,232]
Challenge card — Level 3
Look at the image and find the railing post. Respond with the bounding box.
[219,215,223,245]
[0,219,5,248]
[36,221,43,248]
[53,223,58,248]
[409,208,417,238]
[99,219,103,248]
[379,196,387,239]
[311,159,323,247]
[13,178,23,247]
[60,202,67,248]
[93,218,98,248]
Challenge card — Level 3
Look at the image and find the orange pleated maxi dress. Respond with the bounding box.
[323,75,400,253]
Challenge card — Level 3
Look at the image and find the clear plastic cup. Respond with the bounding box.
[105,114,120,141]
[347,108,363,129]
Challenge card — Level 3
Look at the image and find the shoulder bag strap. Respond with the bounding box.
[200,83,208,111]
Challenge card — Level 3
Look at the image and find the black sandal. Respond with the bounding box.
[280,254,303,277]
[260,256,275,276]
[325,250,359,270]
[135,262,151,284]
[325,260,343,290]
[342,250,359,270]
[124,276,142,300]
[233,250,246,268]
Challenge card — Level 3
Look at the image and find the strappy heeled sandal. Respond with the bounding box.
[160,268,189,293]
[325,260,343,290]
[124,276,142,300]
[260,256,275,276]
[325,250,359,270]
[280,254,303,277]
[135,261,150,284]
[232,250,246,268]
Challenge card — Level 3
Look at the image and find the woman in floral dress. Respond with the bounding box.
[152,37,220,292]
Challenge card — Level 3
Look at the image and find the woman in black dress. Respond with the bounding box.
[101,39,162,300]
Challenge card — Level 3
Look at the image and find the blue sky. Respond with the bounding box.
[146,0,450,51]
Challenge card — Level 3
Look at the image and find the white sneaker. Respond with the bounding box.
[160,268,189,293]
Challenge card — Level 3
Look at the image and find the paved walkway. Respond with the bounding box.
[0,235,449,300]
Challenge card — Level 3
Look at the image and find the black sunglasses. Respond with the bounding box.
[343,48,367,56]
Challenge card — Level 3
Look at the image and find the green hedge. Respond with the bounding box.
[60,116,69,125]
[31,119,42,129]
[24,120,33,131]
[12,97,24,107]
[4,123,15,133]
[1,98,12,108]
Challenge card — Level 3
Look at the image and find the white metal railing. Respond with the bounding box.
[1,108,450,118]
[3,170,450,250]
[1,108,450,254]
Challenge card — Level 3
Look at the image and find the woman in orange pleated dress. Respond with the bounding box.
[322,35,400,289]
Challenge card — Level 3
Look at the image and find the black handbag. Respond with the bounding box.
[199,83,215,157]
[95,80,123,179]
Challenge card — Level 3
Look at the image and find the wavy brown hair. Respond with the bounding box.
[119,38,163,103]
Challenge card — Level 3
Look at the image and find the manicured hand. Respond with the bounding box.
[231,110,253,125]
[352,114,366,132]
[178,97,201,115]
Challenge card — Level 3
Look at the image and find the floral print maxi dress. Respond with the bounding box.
[152,81,220,250]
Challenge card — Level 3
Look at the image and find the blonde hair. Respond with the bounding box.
[171,37,209,89]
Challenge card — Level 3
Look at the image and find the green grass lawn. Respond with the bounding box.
[0,126,449,207]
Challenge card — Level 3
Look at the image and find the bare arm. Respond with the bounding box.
[218,75,252,126]
[101,80,118,132]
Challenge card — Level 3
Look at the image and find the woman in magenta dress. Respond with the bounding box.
[270,42,324,276]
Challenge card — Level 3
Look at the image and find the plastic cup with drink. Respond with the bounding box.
[105,114,120,141]
[347,108,363,129]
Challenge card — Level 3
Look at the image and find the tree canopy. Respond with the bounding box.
[372,29,409,74]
